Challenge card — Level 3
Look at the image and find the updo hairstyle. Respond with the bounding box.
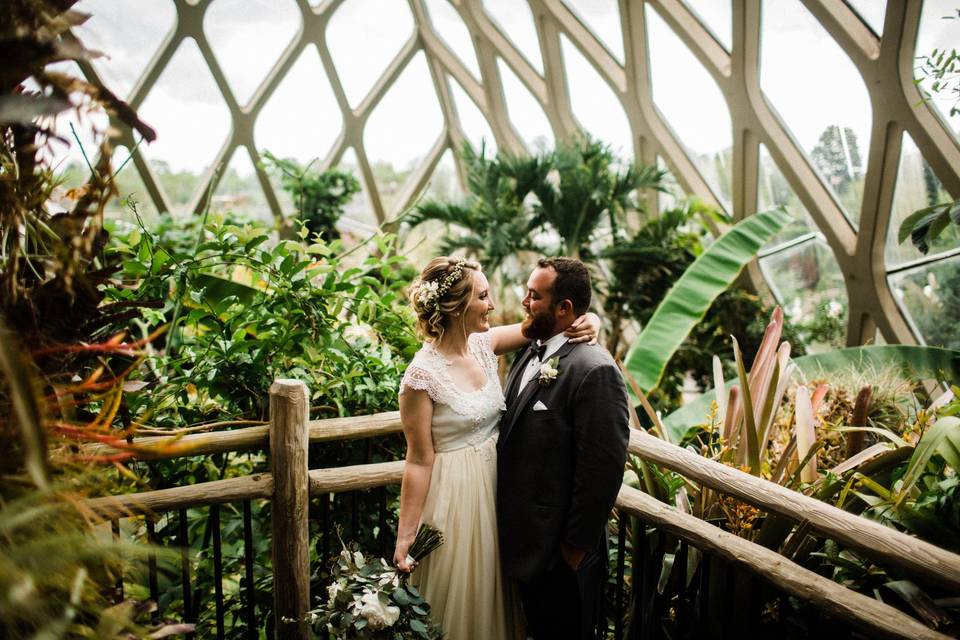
[409,256,481,341]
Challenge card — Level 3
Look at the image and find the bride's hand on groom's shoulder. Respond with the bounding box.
[565,312,602,345]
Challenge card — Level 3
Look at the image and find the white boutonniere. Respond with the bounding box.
[538,357,560,386]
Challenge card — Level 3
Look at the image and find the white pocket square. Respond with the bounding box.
[532,400,548,411]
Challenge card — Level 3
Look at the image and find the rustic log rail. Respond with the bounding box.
[615,486,951,640]
[86,461,405,518]
[89,409,960,592]
[82,385,960,638]
[82,412,402,460]
[627,429,960,592]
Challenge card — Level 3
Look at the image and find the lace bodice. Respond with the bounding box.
[400,331,506,452]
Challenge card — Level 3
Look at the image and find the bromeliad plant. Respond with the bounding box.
[623,296,960,630]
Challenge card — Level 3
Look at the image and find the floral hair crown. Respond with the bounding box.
[415,259,468,313]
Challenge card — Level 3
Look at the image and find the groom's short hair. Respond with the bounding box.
[538,257,591,315]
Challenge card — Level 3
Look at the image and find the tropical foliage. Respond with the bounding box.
[261,151,361,241]
[625,301,960,633]
[404,141,548,282]
[900,18,960,254]
[104,210,418,428]
[622,207,792,394]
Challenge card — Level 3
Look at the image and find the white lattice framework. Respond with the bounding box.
[71,0,960,349]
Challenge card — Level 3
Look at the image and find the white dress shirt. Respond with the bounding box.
[517,333,569,396]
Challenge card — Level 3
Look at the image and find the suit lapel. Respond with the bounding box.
[499,340,581,446]
[504,343,537,400]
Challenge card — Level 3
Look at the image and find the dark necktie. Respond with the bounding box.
[534,342,547,362]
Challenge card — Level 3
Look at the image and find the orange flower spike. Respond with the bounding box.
[113,461,140,482]
[105,330,128,346]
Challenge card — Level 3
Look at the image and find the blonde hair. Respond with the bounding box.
[409,256,481,341]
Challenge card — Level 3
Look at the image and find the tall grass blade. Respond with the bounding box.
[0,322,49,489]
[896,416,960,506]
[712,355,726,420]
[732,336,760,473]
[794,385,818,483]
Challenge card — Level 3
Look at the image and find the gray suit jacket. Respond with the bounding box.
[497,340,630,582]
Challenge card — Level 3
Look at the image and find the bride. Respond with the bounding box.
[392,256,599,639]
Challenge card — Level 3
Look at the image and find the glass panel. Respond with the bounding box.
[889,255,960,349]
[423,149,463,202]
[210,147,272,223]
[138,39,231,214]
[646,5,733,211]
[204,0,301,106]
[337,147,379,231]
[915,0,960,138]
[449,79,498,155]
[326,0,415,108]
[758,143,817,247]
[561,0,625,63]
[845,0,886,36]
[402,150,462,261]
[255,44,342,165]
[74,0,176,99]
[364,52,445,213]
[482,0,544,73]
[560,35,632,156]
[497,58,554,151]
[760,238,849,352]
[35,62,108,181]
[424,0,481,80]
[657,155,681,212]
[885,132,959,266]
[682,0,732,50]
[760,0,871,226]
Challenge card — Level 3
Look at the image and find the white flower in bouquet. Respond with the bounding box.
[358,590,401,629]
[327,578,346,604]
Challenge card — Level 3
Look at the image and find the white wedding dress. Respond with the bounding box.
[400,331,524,640]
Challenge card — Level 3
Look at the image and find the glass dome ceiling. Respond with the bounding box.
[63,0,960,350]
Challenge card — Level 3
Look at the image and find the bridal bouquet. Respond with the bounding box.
[310,525,445,639]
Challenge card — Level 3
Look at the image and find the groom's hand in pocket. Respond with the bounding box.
[560,542,586,571]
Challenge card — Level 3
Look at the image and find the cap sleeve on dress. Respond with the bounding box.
[400,363,442,403]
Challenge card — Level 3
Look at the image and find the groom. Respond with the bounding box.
[497,257,630,639]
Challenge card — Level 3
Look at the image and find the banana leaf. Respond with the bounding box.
[623,207,790,394]
[663,344,960,444]
[793,345,960,386]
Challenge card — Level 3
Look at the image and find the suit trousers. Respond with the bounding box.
[518,547,605,640]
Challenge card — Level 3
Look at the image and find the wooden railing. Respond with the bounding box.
[84,380,959,640]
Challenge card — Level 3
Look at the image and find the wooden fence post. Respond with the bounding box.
[269,379,310,639]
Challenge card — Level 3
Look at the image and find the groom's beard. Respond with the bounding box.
[521,307,558,341]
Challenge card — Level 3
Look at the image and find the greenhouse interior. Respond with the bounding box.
[2,0,960,638]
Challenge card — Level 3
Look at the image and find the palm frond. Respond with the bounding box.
[406,200,474,229]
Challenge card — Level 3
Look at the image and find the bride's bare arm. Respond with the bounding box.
[488,312,602,356]
[393,388,435,571]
